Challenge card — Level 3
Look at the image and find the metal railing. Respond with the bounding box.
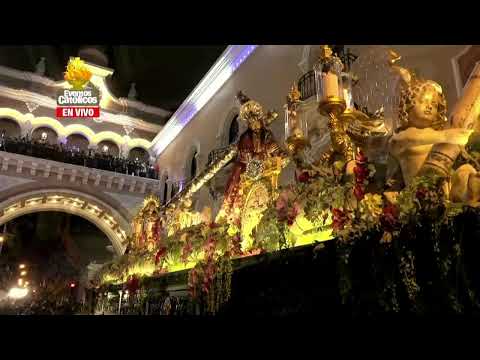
[298,70,317,101]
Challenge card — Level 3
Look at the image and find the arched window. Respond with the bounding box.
[0,118,21,138]
[228,115,239,144]
[97,140,120,157]
[66,134,89,152]
[190,150,198,181]
[128,147,149,162]
[32,127,58,145]
[163,174,169,204]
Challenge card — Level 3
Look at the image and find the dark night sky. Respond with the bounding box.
[0,45,227,113]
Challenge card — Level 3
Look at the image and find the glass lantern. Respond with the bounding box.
[341,71,355,112]
[313,45,345,115]
[284,84,308,154]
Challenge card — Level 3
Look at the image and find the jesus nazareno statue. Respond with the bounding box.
[216,92,287,224]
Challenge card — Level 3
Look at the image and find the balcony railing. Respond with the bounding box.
[0,150,162,195]
[0,136,159,180]
[298,70,317,101]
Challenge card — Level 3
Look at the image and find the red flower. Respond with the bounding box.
[181,241,193,263]
[297,171,311,183]
[416,187,427,200]
[276,191,300,225]
[126,276,139,294]
[204,237,217,259]
[154,247,167,265]
[381,204,399,232]
[231,235,242,255]
[356,151,368,164]
[332,208,347,231]
[354,165,370,183]
[353,185,365,201]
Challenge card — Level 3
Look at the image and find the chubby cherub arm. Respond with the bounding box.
[390,127,473,157]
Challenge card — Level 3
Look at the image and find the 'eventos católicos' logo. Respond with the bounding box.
[56,57,100,118]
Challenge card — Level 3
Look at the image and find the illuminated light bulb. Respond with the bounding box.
[8,287,28,299]
[20,271,27,276]
[19,264,26,269]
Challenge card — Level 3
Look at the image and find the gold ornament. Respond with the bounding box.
[285,82,308,154]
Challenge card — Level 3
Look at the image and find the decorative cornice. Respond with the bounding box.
[0,64,170,132]
[0,64,58,87]
[0,84,163,134]
[119,98,172,118]
[150,45,258,156]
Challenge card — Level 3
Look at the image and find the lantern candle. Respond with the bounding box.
[323,72,339,99]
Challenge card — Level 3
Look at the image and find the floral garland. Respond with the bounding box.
[95,146,480,314]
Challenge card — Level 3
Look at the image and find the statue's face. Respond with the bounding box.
[240,101,264,133]
[408,85,441,129]
[248,118,263,132]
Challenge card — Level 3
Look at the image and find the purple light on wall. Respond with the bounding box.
[178,103,198,126]
[152,45,258,156]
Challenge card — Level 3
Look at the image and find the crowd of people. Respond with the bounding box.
[0,133,159,179]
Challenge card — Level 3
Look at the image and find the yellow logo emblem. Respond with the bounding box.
[64,57,92,90]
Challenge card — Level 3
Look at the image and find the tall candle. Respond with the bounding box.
[323,72,339,100]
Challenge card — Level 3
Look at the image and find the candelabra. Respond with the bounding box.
[314,45,354,163]
[285,45,390,166]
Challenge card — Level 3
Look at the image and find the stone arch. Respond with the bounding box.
[0,117,22,138]
[0,189,130,255]
[31,126,58,145]
[128,147,149,161]
[183,142,201,183]
[66,133,90,151]
[217,108,240,147]
[97,140,120,156]
[91,131,125,151]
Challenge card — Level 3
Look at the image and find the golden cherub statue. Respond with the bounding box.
[387,50,480,203]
